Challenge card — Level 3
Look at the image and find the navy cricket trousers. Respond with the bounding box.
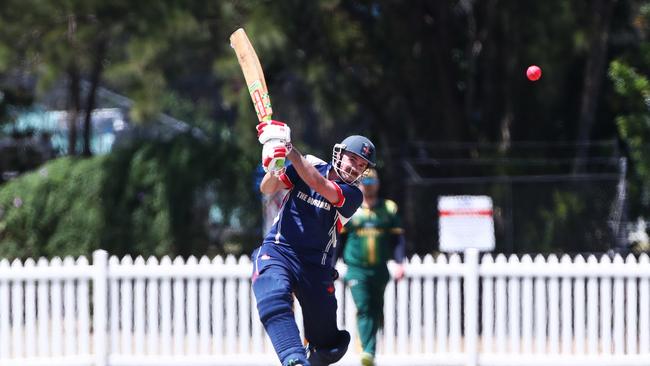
[251,243,340,365]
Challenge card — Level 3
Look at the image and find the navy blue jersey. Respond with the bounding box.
[263,156,363,266]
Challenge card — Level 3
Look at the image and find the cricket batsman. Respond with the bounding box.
[252,119,376,366]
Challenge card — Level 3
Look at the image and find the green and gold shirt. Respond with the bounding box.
[342,199,404,268]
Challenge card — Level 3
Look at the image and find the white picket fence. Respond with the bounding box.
[0,249,649,366]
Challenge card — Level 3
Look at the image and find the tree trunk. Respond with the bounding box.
[574,0,617,173]
[460,0,479,125]
[82,37,108,157]
[66,13,80,156]
[498,3,517,154]
[428,0,463,142]
[67,64,81,156]
[478,0,499,142]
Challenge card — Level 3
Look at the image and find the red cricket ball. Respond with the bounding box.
[526,65,542,81]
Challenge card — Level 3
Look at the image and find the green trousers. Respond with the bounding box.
[345,266,390,356]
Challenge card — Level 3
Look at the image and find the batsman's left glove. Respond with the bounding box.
[256,120,291,145]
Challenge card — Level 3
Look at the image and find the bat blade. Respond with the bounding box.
[230,28,273,122]
[230,28,285,173]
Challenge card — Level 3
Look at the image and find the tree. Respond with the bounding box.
[0,0,213,156]
[575,0,618,173]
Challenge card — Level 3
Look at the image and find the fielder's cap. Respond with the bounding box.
[361,168,379,185]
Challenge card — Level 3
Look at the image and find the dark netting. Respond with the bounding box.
[400,141,627,255]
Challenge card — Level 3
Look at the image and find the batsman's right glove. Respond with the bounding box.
[262,140,291,174]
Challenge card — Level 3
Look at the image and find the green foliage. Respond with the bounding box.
[526,189,612,253]
[0,133,260,260]
[0,158,104,259]
[609,53,650,212]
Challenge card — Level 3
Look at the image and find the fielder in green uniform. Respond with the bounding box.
[338,168,405,366]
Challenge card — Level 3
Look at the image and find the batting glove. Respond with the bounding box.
[262,140,292,174]
[256,120,291,145]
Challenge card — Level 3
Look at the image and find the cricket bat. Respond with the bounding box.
[230,28,285,171]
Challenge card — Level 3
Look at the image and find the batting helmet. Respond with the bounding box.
[336,135,376,167]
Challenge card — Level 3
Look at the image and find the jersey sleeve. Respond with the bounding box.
[385,199,406,262]
[333,183,363,219]
[281,157,325,189]
[279,163,298,189]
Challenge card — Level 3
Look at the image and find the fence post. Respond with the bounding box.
[93,250,108,366]
[464,248,479,366]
